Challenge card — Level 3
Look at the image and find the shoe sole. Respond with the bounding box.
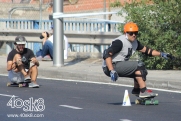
[139,94,158,98]
[29,86,39,88]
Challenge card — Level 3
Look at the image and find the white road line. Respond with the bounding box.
[1,74,181,94]
[38,77,181,94]
[120,119,132,121]
[0,94,18,97]
[59,105,83,109]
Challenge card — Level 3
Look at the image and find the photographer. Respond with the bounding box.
[36,31,53,60]
[7,35,40,88]
[36,25,69,60]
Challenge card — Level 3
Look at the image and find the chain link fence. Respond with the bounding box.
[0,0,124,21]
[0,0,52,20]
[0,0,125,56]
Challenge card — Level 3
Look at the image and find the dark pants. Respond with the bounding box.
[103,61,138,78]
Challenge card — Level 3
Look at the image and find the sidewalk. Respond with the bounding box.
[1,56,181,91]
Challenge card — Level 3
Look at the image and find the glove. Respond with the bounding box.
[110,70,119,82]
[160,52,173,60]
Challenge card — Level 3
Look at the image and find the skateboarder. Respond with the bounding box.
[102,22,173,98]
[7,35,40,88]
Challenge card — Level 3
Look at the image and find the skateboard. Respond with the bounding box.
[7,82,30,88]
[134,94,159,105]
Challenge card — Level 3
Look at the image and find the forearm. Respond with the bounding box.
[140,46,161,57]
[7,62,18,71]
[151,50,161,57]
[106,57,114,71]
[7,65,12,71]
[20,68,28,76]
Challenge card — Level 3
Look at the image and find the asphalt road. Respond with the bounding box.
[0,75,181,121]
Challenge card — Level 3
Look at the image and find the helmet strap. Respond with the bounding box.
[125,33,129,40]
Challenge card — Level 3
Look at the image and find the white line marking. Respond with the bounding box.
[120,119,132,121]
[59,105,82,109]
[0,94,18,97]
[37,77,181,93]
[0,74,7,76]
[44,78,181,93]
[1,74,181,94]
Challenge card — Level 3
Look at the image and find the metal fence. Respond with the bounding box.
[0,19,121,32]
[0,19,122,54]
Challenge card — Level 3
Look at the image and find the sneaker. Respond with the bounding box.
[131,88,140,95]
[36,56,43,61]
[42,55,52,61]
[24,76,31,83]
[139,89,158,98]
[28,82,39,88]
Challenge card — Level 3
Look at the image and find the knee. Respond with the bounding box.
[135,70,148,80]
[44,40,52,46]
[135,61,148,81]
[13,54,21,60]
[31,65,38,71]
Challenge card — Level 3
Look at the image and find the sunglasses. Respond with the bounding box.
[127,31,138,36]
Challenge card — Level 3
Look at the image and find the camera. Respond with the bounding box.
[21,56,31,64]
[40,32,49,39]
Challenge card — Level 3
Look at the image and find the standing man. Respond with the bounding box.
[102,22,173,98]
[7,35,40,88]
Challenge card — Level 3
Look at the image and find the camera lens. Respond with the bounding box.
[40,35,44,39]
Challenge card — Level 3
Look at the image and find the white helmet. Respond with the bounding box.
[14,35,27,45]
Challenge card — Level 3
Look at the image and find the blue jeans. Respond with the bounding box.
[36,40,53,59]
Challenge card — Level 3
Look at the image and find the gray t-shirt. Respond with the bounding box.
[102,35,141,67]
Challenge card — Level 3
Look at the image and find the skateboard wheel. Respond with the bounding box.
[135,99,140,104]
[7,83,11,87]
[154,100,159,105]
[19,84,23,88]
[145,100,151,105]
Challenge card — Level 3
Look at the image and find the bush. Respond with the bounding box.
[112,0,181,69]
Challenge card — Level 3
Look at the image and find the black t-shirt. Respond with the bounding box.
[7,48,35,69]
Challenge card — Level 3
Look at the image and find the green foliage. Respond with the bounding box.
[110,0,121,8]
[112,0,181,69]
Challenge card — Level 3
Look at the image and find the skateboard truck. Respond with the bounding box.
[135,96,159,105]
[7,82,30,88]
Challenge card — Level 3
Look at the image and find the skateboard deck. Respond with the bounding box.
[134,94,159,105]
[7,82,30,88]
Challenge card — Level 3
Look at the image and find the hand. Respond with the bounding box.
[160,52,174,60]
[30,58,37,63]
[16,57,22,66]
[30,58,39,66]
[110,70,119,82]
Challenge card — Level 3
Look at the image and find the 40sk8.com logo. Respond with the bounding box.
[7,95,45,112]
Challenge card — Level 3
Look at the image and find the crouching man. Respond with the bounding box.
[7,35,40,88]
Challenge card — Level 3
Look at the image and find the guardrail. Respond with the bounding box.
[0,19,121,32]
[0,29,121,57]
[0,19,122,57]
